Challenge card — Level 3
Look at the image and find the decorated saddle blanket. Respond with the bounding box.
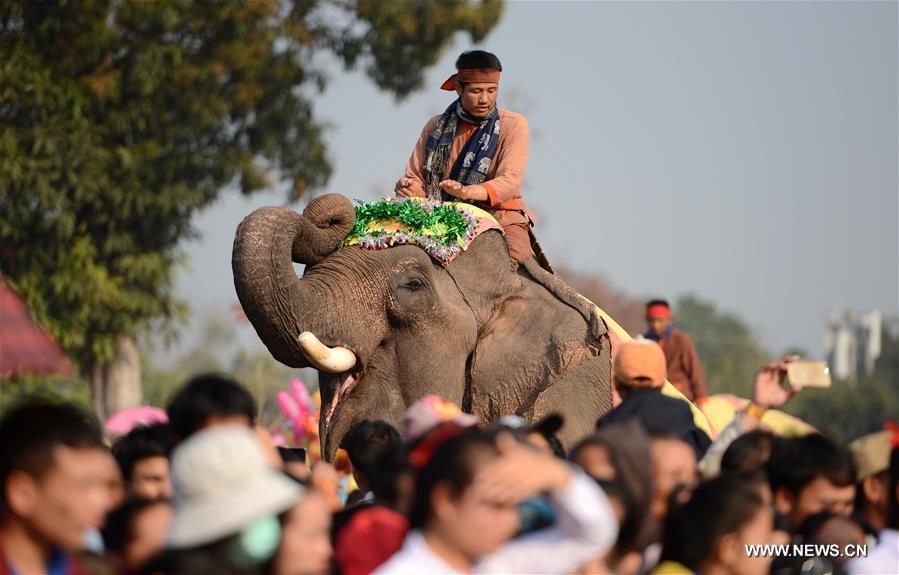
[343,197,502,265]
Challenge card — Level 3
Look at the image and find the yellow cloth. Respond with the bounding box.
[701,394,815,437]
[651,560,695,575]
[444,201,497,223]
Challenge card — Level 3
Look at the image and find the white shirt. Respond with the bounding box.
[848,528,898,575]
[374,469,618,574]
[373,531,459,575]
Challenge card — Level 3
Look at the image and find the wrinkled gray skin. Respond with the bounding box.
[232,194,611,460]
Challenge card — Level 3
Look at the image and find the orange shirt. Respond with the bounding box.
[403,108,534,226]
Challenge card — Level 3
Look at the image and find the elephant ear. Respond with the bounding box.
[467,273,610,427]
[519,258,609,342]
[460,244,612,442]
[442,230,524,326]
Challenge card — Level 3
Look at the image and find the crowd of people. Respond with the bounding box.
[0,333,896,575]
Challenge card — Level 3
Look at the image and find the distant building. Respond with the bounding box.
[824,310,883,382]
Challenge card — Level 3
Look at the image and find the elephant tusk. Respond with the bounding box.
[297,332,357,373]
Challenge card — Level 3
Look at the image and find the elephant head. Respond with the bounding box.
[233,194,611,459]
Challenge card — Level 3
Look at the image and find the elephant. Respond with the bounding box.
[232,194,613,460]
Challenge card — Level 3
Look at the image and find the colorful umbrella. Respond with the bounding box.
[105,406,168,436]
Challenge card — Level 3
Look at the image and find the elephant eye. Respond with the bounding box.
[403,277,425,291]
[388,268,432,323]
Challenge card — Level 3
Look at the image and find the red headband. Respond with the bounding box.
[646,304,671,319]
[885,421,899,449]
[440,68,501,91]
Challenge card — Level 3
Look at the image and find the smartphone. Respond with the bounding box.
[277,446,307,464]
[785,361,832,390]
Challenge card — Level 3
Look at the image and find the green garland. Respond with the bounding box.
[345,198,476,246]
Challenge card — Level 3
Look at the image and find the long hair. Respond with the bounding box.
[660,474,765,569]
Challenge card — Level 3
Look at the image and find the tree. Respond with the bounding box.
[0,0,502,419]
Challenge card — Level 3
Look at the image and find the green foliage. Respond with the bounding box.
[0,374,92,416]
[673,294,772,397]
[329,0,503,99]
[0,0,502,374]
[347,198,476,244]
[785,327,899,443]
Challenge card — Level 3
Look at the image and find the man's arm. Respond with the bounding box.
[397,117,439,198]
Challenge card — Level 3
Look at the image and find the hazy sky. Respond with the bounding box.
[162,1,898,366]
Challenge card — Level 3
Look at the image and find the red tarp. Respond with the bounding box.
[0,277,72,378]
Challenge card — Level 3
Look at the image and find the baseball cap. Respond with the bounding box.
[614,338,667,389]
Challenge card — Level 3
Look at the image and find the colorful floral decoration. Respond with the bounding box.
[273,378,356,502]
[276,379,322,461]
[343,197,496,265]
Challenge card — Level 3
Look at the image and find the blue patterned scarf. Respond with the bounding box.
[423,99,500,202]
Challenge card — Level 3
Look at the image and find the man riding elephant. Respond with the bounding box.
[232,194,612,460]
[395,50,534,263]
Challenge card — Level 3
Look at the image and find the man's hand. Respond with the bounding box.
[438,179,465,198]
[752,355,800,410]
[395,177,414,197]
[439,180,488,202]
[311,462,343,511]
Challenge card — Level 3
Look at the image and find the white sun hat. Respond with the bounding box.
[167,426,302,549]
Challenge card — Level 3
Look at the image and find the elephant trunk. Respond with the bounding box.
[231,194,356,368]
